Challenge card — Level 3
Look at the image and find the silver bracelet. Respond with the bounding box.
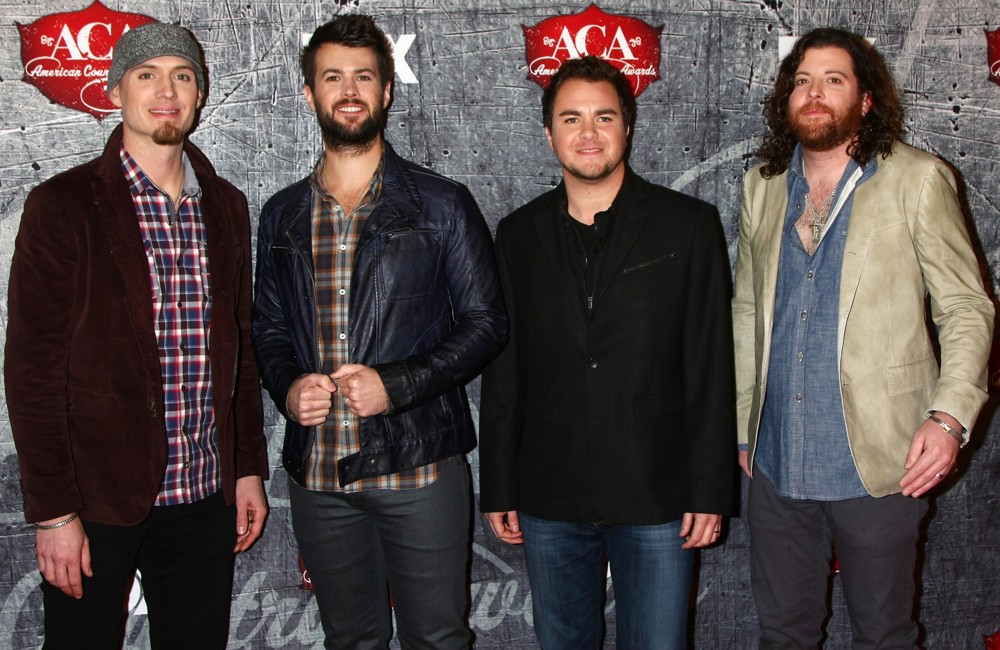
[927,413,969,448]
[34,513,79,530]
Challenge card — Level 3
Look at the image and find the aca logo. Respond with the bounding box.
[987,27,1000,87]
[18,1,155,119]
[522,4,663,96]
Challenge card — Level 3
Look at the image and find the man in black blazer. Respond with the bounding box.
[479,56,736,649]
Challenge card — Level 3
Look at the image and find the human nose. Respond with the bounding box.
[580,118,598,139]
[156,76,177,98]
[806,79,823,99]
[341,77,359,97]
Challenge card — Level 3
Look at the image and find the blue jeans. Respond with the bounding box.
[519,513,694,650]
[289,456,472,650]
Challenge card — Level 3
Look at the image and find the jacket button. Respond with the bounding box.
[589,359,598,369]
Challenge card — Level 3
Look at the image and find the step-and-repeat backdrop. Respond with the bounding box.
[1,1,998,647]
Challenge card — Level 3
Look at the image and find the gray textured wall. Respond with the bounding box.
[1,1,999,648]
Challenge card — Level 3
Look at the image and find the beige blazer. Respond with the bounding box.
[733,142,994,497]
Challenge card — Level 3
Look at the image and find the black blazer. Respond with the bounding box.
[478,169,736,525]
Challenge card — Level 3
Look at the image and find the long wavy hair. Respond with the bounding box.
[756,28,903,178]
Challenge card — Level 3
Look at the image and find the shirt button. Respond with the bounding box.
[342,420,349,426]
[806,271,814,279]
[800,311,808,320]
[797,352,804,362]
[339,288,346,296]
[339,333,346,340]
[589,359,598,369]
[339,244,347,251]
[177,301,183,308]
[183,462,190,468]
[795,393,803,402]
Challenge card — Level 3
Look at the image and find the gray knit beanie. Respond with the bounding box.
[106,22,205,96]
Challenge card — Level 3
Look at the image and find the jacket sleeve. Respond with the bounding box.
[374,184,508,414]
[230,192,268,480]
[251,200,310,421]
[914,160,994,429]
[681,202,738,516]
[476,218,519,513]
[732,172,759,448]
[5,186,84,523]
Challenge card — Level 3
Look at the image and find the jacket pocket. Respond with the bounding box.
[885,356,936,396]
[379,229,441,301]
[622,253,675,274]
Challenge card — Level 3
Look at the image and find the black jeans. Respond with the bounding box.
[42,491,236,649]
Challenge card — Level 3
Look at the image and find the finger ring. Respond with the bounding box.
[935,472,942,478]
[345,398,350,404]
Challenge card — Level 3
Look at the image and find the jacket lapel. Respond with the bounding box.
[837,158,885,329]
[529,188,589,329]
[752,170,790,346]
[591,171,649,310]
[93,130,160,358]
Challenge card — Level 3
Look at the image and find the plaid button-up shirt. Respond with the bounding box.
[305,154,442,493]
[122,145,220,506]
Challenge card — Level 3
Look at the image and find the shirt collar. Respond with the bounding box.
[787,143,876,188]
[119,141,202,199]
[309,150,386,206]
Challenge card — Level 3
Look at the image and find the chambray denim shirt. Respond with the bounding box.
[755,145,877,500]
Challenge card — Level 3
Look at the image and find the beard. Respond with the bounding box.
[789,99,864,152]
[561,158,621,182]
[151,123,185,146]
[318,99,384,154]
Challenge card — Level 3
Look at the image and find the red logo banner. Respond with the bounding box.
[988,28,1000,88]
[523,4,662,97]
[18,1,155,119]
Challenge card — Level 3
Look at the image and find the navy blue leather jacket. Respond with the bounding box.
[252,144,507,486]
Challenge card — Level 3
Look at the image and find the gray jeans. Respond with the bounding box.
[749,472,928,650]
[288,456,472,650]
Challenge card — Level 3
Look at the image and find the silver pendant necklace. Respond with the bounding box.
[804,189,837,248]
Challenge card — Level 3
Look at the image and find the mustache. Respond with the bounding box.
[332,98,370,110]
[797,102,833,116]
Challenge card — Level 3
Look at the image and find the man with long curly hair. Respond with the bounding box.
[733,27,993,648]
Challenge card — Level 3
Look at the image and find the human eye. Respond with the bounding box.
[175,72,192,82]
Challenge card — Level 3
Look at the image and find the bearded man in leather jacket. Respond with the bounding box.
[251,14,506,649]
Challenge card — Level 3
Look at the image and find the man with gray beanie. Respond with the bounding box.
[6,21,268,648]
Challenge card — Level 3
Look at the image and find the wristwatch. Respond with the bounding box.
[927,412,969,448]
